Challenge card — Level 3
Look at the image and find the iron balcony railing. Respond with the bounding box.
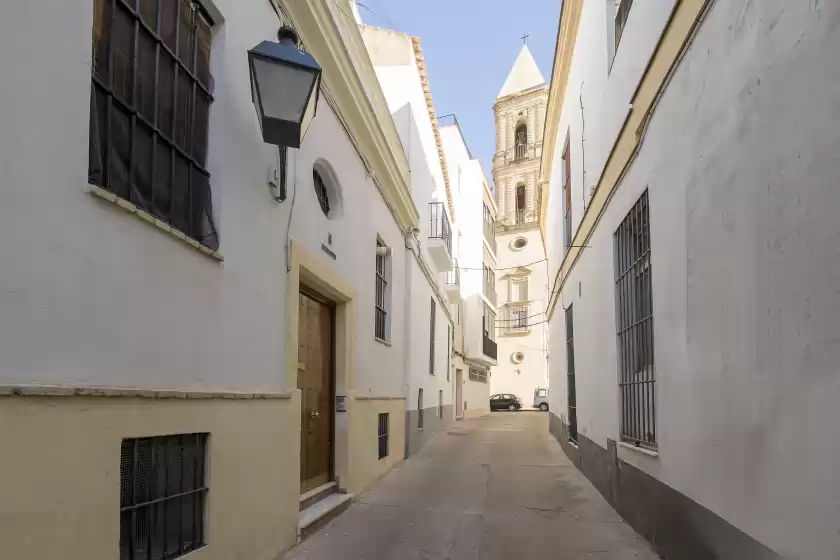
[445,260,460,287]
[514,142,528,161]
[502,304,530,333]
[483,205,497,254]
[483,265,497,307]
[429,202,452,256]
[482,336,497,360]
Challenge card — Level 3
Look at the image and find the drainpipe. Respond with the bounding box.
[402,228,418,459]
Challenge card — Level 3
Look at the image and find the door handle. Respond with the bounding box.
[310,411,320,418]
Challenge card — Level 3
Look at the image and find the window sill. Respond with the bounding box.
[374,337,392,347]
[89,184,223,262]
[618,441,659,458]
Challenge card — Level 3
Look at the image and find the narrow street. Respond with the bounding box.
[284,413,658,559]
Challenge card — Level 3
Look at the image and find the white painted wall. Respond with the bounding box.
[492,227,549,404]
[546,1,840,557]
[0,0,408,401]
[360,26,454,412]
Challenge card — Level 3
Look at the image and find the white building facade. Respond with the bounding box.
[360,24,458,456]
[0,0,460,557]
[542,1,840,558]
[490,46,550,407]
[439,116,496,420]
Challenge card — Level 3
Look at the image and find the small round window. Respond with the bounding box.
[511,351,525,364]
[313,170,331,217]
[511,237,528,251]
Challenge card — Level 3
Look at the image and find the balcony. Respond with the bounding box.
[444,260,460,300]
[482,336,497,361]
[483,219,497,255]
[514,142,528,162]
[483,266,497,307]
[428,202,453,272]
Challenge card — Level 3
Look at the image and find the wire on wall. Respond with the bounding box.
[285,149,297,273]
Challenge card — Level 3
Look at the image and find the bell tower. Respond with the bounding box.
[492,44,549,227]
[488,43,549,403]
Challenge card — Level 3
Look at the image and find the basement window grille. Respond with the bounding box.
[378,413,389,459]
[418,389,424,429]
[89,0,218,250]
[566,304,578,444]
[120,432,208,560]
[614,189,655,449]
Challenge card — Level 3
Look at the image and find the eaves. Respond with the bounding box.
[280,0,420,231]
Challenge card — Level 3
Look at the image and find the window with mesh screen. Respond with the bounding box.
[90,0,218,250]
[120,433,208,560]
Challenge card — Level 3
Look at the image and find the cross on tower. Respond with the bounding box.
[521,33,530,44]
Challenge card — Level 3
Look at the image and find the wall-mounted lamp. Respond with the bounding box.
[248,26,322,148]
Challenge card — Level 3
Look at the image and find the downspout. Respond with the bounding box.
[402,228,416,459]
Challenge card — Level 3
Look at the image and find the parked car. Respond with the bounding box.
[490,394,522,411]
[533,387,549,411]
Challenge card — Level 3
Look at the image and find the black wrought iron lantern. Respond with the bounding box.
[248,27,322,148]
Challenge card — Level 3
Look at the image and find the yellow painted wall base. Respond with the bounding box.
[0,395,301,560]
[347,398,405,494]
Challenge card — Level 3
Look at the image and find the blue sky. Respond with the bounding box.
[357,0,561,185]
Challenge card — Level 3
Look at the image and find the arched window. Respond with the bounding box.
[514,124,528,160]
[313,170,330,216]
[515,184,526,224]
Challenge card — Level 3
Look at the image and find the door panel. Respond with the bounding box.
[298,293,334,494]
[455,369,463,419]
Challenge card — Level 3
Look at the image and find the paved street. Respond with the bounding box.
[284,413,658,559]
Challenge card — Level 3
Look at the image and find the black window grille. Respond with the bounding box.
[375,241,388,340]
[313,170,330,216]
[378,413,389,459]
[614,189,655,449]
[418,389,424,429]
[615,0,635,51]
[429,298,436,375]
[120,433,208,560]
[565,305,578,444]
[468,366,488,383]
[90,0,218,250]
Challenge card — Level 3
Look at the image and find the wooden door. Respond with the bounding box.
[455,369,464,419]
[298,292,334,494]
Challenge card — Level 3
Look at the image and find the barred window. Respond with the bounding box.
[468,366,488,384]
[615,0,634,51]
[418,388,424,429]
[90,0,218,250]
[566,304,578,444]
[375,240,389,340]
[313,170,330,216]
[120,433,208,560]
[614,190,655,449]
[378,413,389,459]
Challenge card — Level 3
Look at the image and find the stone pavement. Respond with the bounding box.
[283,412,659,560]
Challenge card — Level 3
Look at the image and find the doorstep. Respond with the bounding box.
[298,491,354,542]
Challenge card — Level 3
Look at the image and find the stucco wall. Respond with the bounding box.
[492,226,548,404]
[547,1,840,557]
[0,0,408,396]
[0,396,300,559]
[347,398,406,493]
